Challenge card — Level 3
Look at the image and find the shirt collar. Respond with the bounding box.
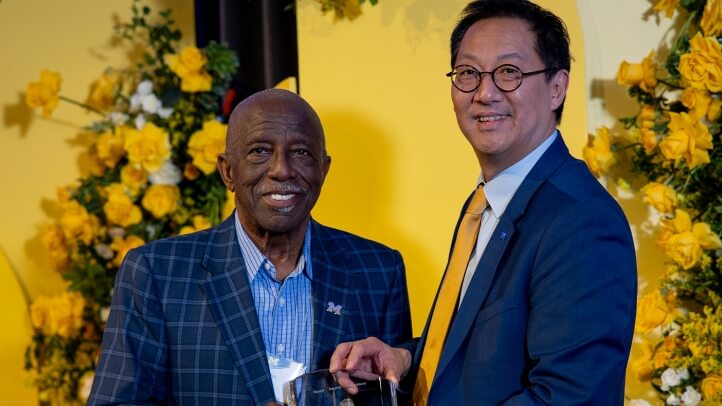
[234,213,313,282]
[478,130,558,218]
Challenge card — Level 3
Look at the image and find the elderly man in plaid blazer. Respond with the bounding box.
[88,89,412,405]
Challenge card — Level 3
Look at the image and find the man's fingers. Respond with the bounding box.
[329,342,353,373]
[332,369,358,395]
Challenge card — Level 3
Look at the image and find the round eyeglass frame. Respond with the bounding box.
[446,64,559,93]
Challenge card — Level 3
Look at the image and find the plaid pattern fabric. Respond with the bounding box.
[88,215,412,406]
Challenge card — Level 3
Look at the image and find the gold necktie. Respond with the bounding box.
[413,186,487,405]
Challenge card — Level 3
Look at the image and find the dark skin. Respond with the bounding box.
[217,89,331,280]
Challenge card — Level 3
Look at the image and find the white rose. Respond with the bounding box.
[135,114,146,130]
[149,160,182,185]
[681,386,701,406]
[666,394,680,405]
[661,368,683,391]
[158,106,174,119]
[110,112,129,125]
[136,79,154,96]
[141,93,161,114]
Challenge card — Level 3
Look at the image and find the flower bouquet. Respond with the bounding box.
[24,1,238,403]
[583,0,722,404]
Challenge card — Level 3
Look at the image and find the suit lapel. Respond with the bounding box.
[432,134,572,383]
[200,215,276,405]
[309,221,351,369]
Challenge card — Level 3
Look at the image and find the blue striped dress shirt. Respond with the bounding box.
[233,214,313,371]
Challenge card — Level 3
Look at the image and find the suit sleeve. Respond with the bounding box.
[502,200,637,405]
[379,250,413,346]
[87,248,169,406]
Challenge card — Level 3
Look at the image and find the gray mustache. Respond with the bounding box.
[256,183,305,194]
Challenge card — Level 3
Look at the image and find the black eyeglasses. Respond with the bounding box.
[446,64,558,93]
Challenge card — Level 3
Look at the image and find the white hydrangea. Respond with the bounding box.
[629,399,653,406]
[661,368,689,391]
[109,111,129,125]
[681,386,701,406]
[149,160,182,185]
[666,394,680,405]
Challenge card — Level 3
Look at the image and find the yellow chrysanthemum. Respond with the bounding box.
[124,123,171,173]
[25,70,62,117]
[164,46,212,92]
[103,183,142,227]
[187,120,227,175]
[141,184,180,219]
[110,235,145,267]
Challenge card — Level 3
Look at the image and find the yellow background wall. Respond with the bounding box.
[0,0,670,403]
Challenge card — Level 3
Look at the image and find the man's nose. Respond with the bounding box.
[267,152,294,180]
[473,73,502,103]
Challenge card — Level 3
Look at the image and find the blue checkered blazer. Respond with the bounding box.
[88,215,412,405]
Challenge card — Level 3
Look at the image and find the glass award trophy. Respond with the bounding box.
[283,369,398,406]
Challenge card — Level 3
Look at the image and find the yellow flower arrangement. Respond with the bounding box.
[24,3,240,401]
[187,119,227,175]
[584,0,722,403]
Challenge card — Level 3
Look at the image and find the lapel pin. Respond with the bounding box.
[326,302,342,316]
[499,231,508,240]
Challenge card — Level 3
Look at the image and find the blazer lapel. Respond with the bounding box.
[309,221,351,369]
[433,134,572,382]
[200,215,276,405]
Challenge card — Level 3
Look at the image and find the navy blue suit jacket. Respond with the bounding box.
[414,135,636,405]
[88,216,412,405]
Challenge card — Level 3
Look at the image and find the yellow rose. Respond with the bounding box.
[630,343,653,381]
[124,123,171,172]
[110,235,145,267]
[701,0,722,36]
[692,221,722,250]
[681,88,711,120]
[60,200,98,245]
[87,68,120,111]
[660,112,713,168]
[617,51,657,93]
[141,184,180,219]
[665,230,703,269]
[641,128,658,154]
[187,120,227,175]
[164,46,212,93]
[679,33,722,92]
[653,0,679,17]
[179,215,213,235]
[41,224,69,270]
[702,374,722,399]
[103,183,142,227]
[582,127,616,177]
[635,290,676,333]
[95,127,126,169]
[25,70,62,117]
[641,182,677,213]
[31,292,85,338]
[659,130,688,161]
[708,98,722,121]
[120,164,149,196]
[636,104,656,129]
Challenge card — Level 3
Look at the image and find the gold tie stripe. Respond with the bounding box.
[413,186,487,405]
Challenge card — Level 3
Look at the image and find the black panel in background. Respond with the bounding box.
[194,0,299,113]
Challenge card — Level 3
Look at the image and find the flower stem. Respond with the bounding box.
[59,95,106,118]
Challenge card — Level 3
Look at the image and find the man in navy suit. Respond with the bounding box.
[331,1,637,404]
[88,89,412,405]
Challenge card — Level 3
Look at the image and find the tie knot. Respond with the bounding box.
[465,186,487,215]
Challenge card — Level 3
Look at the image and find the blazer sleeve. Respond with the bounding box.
[503,200,637,405]
[378,250,413,346]
[87,248,169,406]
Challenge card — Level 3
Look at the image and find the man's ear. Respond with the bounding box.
[322,155,331,182]
[217,153,234,192]
[550,69,569,111]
